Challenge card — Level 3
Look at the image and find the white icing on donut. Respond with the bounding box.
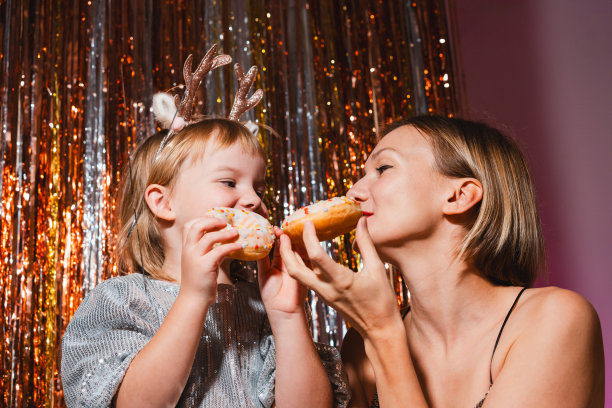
[205,207,274,259]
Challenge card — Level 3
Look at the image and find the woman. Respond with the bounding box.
[279,116,605,407]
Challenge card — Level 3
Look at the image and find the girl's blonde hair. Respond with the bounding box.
[383,116,546,287]
[116,118,266,280]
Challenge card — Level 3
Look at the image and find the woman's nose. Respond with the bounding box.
[347,177,367,202]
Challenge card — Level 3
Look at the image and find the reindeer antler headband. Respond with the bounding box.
[152,44,264,158]
[126,45,264,242]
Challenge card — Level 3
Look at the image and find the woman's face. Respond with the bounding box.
[348,125,450,254]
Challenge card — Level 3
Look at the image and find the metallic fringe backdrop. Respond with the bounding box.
[0,0,458,405]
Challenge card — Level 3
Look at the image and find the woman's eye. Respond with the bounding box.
[221,180,236,188]
[375,165,392,175]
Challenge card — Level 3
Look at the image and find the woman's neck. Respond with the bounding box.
[390,237,502,346]
[405,269,498,343]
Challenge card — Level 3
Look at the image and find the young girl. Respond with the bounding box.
[280,116,605,407]
[61,119,349,407]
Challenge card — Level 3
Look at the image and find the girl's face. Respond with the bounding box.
[348,125,450,256]
[169,137,268,227]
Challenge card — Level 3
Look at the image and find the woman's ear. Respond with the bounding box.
[144,184,175,221]
[443,178,483,215]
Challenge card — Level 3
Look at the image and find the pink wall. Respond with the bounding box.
[451,0,611,402]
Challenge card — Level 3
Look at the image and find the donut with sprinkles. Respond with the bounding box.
[205,207,274,261]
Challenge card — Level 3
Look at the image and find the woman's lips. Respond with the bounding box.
[361,211,373,217]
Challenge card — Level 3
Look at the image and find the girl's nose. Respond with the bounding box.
[239,189,268,217]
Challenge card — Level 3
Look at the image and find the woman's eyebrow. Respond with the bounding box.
[369,147,398,160]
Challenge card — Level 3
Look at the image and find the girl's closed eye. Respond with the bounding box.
[220,180,236,188]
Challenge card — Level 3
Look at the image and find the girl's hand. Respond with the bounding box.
[279,217,401,338]
[259,228,334,407]
[258,227,308,320]
[179,216,242,305]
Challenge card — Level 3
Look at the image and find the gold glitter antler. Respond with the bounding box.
[177,44,232,122]
[228,63,264,121]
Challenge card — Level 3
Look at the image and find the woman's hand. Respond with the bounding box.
[179,216,242,305]
[258,226,308,320]
[279,217,402,338]
[280,217,429,408]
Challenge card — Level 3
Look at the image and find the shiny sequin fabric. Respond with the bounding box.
[61,273,349,407]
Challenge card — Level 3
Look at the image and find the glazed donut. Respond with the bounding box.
[281,197,363,245]
[205,207,274,261]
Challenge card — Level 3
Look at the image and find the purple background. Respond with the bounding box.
[452,0,611,403]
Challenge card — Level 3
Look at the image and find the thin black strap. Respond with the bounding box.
[401,305,411,319]
[489,287,527,384]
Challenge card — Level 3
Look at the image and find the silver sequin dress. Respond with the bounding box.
[61,273,350,407]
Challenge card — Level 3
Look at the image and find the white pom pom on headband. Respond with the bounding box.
[152,92,181,131]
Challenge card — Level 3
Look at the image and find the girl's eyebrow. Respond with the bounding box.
[211,165,240,172]
[211,166,266,183]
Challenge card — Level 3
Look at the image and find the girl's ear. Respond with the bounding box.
[144,184,175,221]
[443,178,483,215]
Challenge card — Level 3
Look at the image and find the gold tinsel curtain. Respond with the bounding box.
[0,0,458,405]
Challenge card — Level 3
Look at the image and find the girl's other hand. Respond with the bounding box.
[258,226,308,320]
[179,216,242,305]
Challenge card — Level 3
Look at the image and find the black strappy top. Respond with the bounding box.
[369,287,528,408]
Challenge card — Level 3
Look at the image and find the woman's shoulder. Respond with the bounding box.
[494,286,603,376]
[520,286,600,330]
[489,289,604,405]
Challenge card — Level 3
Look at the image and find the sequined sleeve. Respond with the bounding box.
[256,325,276,407]
[256,320,351,407]
[316,342,351,407]
[304,303,351,406]
[60,276,158,408]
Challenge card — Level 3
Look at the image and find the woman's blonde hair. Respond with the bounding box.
[116,118,266,280]
[383,116,546,286]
